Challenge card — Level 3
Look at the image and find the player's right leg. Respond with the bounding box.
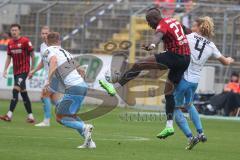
[0,73,27,122]
[187,104,207,142]
[99,55,163,96]
[184,83,207,143]
[0,85,20,122]
[175,108,199,150]
[156,52,190,139]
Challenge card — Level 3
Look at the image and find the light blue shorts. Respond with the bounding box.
[56,82,88,115]
[174,78,198,107]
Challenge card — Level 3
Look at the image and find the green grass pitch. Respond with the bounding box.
[0,100,239,160]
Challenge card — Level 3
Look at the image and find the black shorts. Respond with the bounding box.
[154,51,190,85]
[14,72,28,90]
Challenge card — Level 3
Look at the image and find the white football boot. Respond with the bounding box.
[77,124,96,149]
[77,139,96,149]
[35,121,50,127]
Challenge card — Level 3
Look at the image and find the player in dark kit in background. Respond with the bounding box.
[99,7,190,138]
[0,24,35,123]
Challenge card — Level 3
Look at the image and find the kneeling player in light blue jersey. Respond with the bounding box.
[173,17,234,150]
[44,32,95,149]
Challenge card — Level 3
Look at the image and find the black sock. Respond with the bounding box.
[118,63,142,86]
[20,91,32,114]
[165,95,175,120]
[9,89,19,112]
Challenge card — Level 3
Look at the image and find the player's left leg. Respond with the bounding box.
[18,73,35,123]
[157,54,190,139]
[20,89,35,123]
[56,83,95,148]
[187,104,207,142]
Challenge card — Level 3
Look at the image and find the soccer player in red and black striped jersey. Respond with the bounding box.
[0,24,35,123]
[99,7,190,138]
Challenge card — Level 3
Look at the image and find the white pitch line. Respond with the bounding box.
[0,126,150,141]
[0,134,150,141]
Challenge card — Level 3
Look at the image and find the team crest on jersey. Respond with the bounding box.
[28,42,32,46]
[17,43,22,47]
[43,49,50,58]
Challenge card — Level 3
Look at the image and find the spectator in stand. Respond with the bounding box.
[0,32,10,50]
[210,72,240,116]
[224,72,240,93]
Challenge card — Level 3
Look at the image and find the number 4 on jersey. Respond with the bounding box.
[195,40,206,60]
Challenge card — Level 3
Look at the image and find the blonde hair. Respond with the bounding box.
[47,32,60,45]
[195,16,214,38]
[41,25,50,31]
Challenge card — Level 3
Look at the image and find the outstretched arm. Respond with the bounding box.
[28,60,44,79]
[217,56,234,65]
[142,32,164,51]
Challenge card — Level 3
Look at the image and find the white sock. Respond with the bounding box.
[198,132,204,137]
[188,136,193,142]
[114,82,122,88]
[28,113,34,119]
[166,120,173,128]
[7,111,13,118]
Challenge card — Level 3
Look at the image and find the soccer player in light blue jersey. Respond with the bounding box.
[44,32,95,149]
[29,26,60,127]
[173,17,234,150]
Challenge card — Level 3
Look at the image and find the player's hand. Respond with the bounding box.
[77,66,86,78]
[141,44,155,51]
[226,57,234,64]
[2,70,7,78]
[28,70,35,79]
[43,80,50,93]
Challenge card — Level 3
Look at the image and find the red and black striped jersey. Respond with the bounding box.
[7,36,34,75]
[156,17,190,55]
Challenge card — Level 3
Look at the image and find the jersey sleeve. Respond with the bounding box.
[46,48,56,62]
[212,43,222,58]
[7,43,11,56]
[186,33,194,41]
[25,38,34,53]
[156,21,167,34]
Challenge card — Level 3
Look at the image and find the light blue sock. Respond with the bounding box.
[60,117,85,137]
[187,104,203,134]
[174,108,193,138]
[42,98,51,119]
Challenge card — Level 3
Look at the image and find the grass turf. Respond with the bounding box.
[0,100,239,160]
